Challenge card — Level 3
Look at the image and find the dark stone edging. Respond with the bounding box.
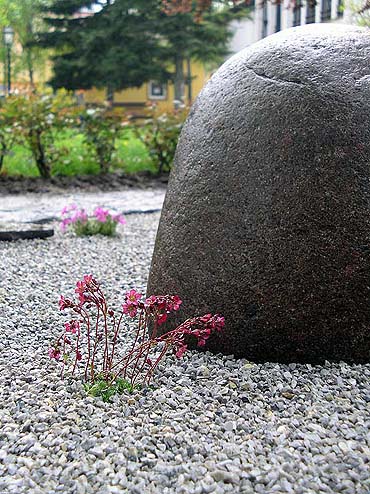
[0,229,54,241]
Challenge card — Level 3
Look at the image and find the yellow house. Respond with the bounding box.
[82,61,210,114]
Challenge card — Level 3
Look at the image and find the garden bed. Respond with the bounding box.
[0,171,168,195]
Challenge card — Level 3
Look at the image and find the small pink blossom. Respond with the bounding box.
[172,295,182,311]
[71,209,88,224]
[65,320,80,334]
[157,313,167,325]
[59,295,72,311]
[61,203,77,216]
[49,348,61,360]
[60,218,72,232]
[75,281,85,294]
[144,295,157,308]
[122,289,142,317]
[112,214,126,225]
[175,344,187,358]
[83,274,93,285]
[94,207,110,223]
[126,289,142,304]
[123,303,138,318]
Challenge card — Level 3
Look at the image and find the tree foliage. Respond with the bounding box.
[41,0,169,96]
[40,0,251,102]
[0,0,52,86]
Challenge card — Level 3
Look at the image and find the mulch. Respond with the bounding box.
[0,171,169,195]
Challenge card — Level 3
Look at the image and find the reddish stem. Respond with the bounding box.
[109,312,124,372]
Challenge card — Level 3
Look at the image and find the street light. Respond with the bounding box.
[3,26,14,96]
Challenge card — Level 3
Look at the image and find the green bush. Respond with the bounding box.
[80,107,124,173]
[133,106,187,174]
[1,90,78,178]
[0,101,19,172]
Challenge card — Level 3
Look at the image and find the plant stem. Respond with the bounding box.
[109,312,124,371]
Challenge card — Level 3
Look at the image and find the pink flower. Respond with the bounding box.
[65,320,80,334]
[75,281,85,294]
[61,203,77,216]
[157,313,167,325]
[48,348,61,360]
[112,214,126,225]
[122,289,142,317]
[172,295,182,311]
[71,209,88,224]
[59,295,72,311]
[125,289,142,304]
[94,207,110,223]
[83,274,93,285]
[123,303,138,318]
[60,218,72,232]
[144,295,158,309]
[175,344,187,358]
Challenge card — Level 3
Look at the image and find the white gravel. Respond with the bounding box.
[0,212,369,494]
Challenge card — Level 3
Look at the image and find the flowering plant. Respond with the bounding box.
[49,275,224,401]
[60,204,126,237]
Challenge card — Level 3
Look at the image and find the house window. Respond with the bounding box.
[262,1,268,38]
[293,1,301,26]
[306,0,316,23]
[321,0,331,20]
[275,3,281,32]
[337,0,343,17]
[148,81,167,100]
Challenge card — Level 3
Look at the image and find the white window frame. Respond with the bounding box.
[148,81,167,100]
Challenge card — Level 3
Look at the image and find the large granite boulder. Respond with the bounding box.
[147,24,370,363]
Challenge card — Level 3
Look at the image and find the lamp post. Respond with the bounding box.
[3,26,14,96]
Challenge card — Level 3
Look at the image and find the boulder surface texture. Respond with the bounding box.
[147,24,370,363]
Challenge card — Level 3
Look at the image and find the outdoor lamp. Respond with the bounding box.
[3,26,14,96]
[3,26,14,46]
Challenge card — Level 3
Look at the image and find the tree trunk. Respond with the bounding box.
[26,49,35,89]
[174,54,184,108]
[31,130,51,178]
[186,57,192,105]
[0,140,6,172]
[25,22,35,90]
[106,86,114,107]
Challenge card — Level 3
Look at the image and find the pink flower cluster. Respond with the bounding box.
[169,313,225,358]
[122,291,182,324]
[49,274,225,389]
[74,274,98,304]
[94,207,126,225]
[60,204,126,233]
[60,204,88,232]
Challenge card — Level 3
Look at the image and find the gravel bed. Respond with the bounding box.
[0,212,369,494]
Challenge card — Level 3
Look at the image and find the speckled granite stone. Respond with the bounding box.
[147,24,370,363]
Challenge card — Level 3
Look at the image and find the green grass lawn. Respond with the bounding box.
[1,129,156,177]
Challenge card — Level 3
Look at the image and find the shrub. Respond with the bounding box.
[3,90,78,178]
[79,107,124,173]
[60,204,126,237]
[0,99,21,173]
[49,275,224,401]
[133,106,187,175]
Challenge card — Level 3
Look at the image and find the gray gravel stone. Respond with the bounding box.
[0,211,369,494]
